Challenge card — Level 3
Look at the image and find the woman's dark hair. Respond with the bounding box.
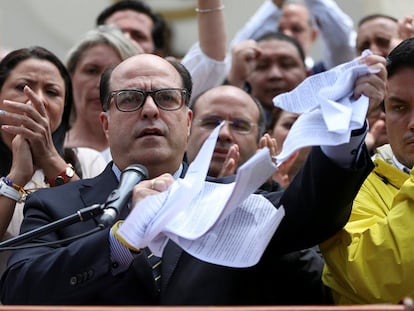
[0,46,79,177]
[267,107,285,133]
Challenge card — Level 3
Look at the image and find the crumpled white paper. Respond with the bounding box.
[273,50,379,165]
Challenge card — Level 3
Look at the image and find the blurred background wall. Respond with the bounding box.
[0,0,412,61]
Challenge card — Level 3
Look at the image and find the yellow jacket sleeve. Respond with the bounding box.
[321,161,414,304]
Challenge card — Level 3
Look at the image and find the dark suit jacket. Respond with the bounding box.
[0,147,373,305]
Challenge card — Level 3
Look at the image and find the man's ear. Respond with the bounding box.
[100,112,109,139]
[187,109,193,137]
[311,28,318,43]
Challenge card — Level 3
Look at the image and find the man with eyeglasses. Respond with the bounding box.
[186,85,268,178]
[186,84,332,304]
[1,53,193,304]
[1,53,386,305]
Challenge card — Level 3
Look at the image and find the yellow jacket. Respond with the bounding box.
[321,144,414,304]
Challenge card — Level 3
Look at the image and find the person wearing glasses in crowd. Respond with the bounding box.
[64,0,227,162]
[96,0,227,100]
[185,84,332,304]
[1,52,386,305]
[186,85,270,178]
[64,25,141,162]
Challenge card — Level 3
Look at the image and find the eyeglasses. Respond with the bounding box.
[108,88,188,112]
[195,116,258,134]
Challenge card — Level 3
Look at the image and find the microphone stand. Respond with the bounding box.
[0,164,148,249]
[0,204,104,248]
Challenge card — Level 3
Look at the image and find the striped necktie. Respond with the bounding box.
[145,248,162,291]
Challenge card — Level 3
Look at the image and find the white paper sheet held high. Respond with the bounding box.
[273,49,379,165]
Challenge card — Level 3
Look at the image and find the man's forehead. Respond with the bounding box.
[197,87,258,113]
[358,18,398,34]
[107,9,153,25]
[282,4,309,20]
[112,55,175,79]
[259,40,302,59]
[201,86,251,103]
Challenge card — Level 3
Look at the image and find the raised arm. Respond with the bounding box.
[228,0,356,71]
[229,0,282,47]
[197,0,226,61]
[270,54,386,253]
[305,0,356,69]
[180,0,227,100]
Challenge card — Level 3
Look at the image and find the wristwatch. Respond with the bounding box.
[46,164,75,187]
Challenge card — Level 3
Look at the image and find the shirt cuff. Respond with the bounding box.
[109,229,135,275]
[321,122,367,168]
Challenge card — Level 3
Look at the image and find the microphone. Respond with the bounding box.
[99,164,148,227]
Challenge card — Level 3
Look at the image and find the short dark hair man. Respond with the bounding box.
[96,0,171,56]
[321,37,414,304]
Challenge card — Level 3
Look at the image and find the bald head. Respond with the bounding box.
[278,3,318,55]
[356,15,399,57]
[99,53,193,175]
[100,54,191,111]
[187,85,265,177]
[112,54,181,91]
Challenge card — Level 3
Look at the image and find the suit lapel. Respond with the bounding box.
[161,241,183,292]
[79,163,119,208]
[90,161,187,291]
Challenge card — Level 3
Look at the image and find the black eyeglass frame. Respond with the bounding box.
[194,116,258,135]
[107,88,188,112]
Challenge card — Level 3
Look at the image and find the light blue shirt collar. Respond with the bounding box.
[111,163,183,182]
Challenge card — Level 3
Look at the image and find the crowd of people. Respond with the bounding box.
[0,0,413,306]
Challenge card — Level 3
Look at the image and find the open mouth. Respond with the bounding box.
[138,128,163,138]
[213,147,229,158]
